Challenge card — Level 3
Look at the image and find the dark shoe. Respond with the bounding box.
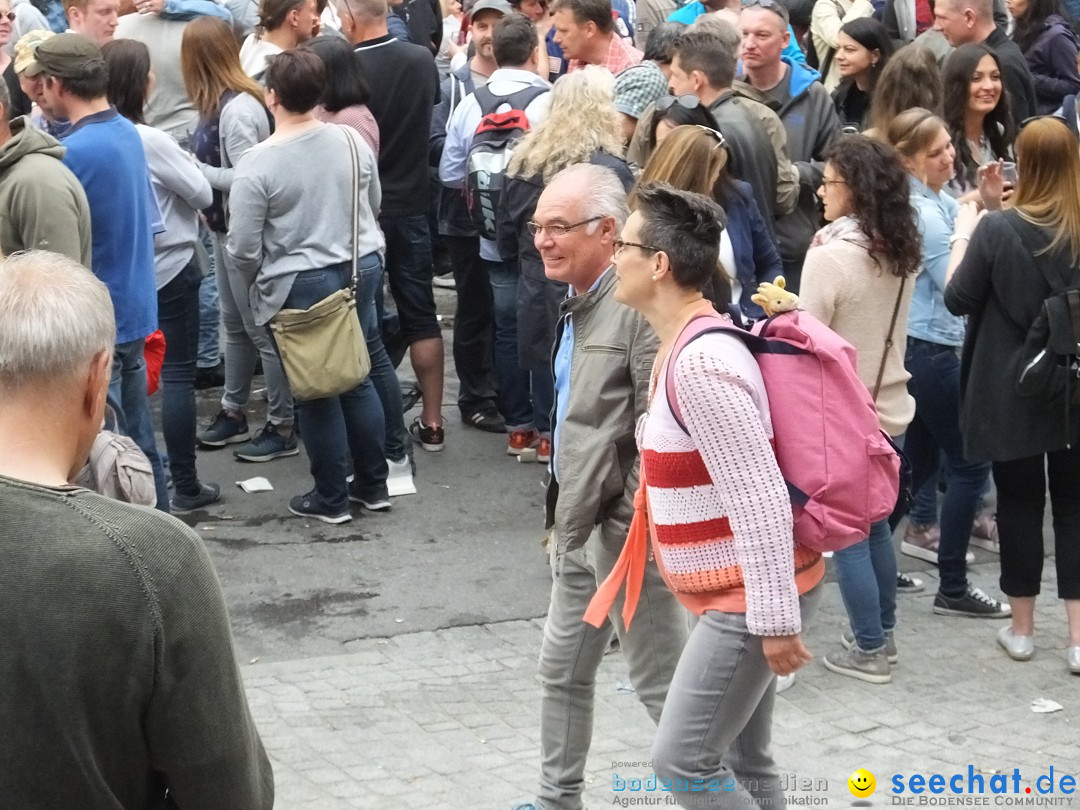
[194,362,225,390]
[288,492,351,524]
[170,482,221,514]
[897,572,925,594]
[461,406,506,433]
[197,410,251,447]
[933,585,1011,618]
[233,423,300,462]
[348,481,392,512]
[401,381,423,412]
[410,416,444,452]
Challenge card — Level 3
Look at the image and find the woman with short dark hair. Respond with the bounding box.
[102,38,220,513]
[227,49,390,524]
[602,181,823,808]
[305,35,379,155]
[800,134,921,684]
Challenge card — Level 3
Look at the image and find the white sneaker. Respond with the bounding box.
[387,456,417,497]
[776,674,795,693]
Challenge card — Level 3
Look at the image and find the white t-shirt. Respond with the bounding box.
[239,34,283,78]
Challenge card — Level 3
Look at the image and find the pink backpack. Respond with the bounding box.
[666,311,900,553]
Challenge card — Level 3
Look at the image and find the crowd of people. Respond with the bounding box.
[1,0,1079,805]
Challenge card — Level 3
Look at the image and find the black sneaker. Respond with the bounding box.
[194,362,225,390]
[348,481,391,512]
[233,423,300,462]
[288,492,351,524]
[401,381,423,412]
[170,482,221,514]
[198,410,251,447]
[410,416,444,452]
[897,572,925,594]
[933,585,1012,618]
[461,405,506,433]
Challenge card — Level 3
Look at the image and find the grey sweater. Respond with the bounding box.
[0,475,274,809]
[137,123,212,289]
[227,123,384,324]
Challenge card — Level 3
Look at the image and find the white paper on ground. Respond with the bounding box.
[236,477,274,493]
[1031,698,1063,713]
[388,476,417,497]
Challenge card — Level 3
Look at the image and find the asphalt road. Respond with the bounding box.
[178,327,556,664]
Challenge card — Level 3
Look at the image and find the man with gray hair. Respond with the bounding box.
[0,251,274,808]
[933,0,1036,124]
[512,163,687,810]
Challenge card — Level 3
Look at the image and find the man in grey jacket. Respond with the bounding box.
[513,163,687,810]
[739,0,840,293]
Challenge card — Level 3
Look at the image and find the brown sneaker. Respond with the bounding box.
[901,521,975,565]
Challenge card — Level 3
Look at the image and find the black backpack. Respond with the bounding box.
[465,84,549,240]
[1008,214,1080,437]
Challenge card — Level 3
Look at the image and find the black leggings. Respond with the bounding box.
[992,444,1080,599]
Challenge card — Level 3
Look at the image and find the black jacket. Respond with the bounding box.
[496,151,634,370]
[945,209,1080,461]
[982,27,1039,126]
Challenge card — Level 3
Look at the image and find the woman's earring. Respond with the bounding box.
[651,275,658,281]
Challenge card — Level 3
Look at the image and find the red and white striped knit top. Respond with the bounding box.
[640,331,824,636]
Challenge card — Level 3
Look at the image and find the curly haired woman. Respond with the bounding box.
[799,134,922,684]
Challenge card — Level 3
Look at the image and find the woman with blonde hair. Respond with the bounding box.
[885,107,1008,618]
[636,124,781,321]
[945,116,1080,673]
[496,66,632,460]
[183,17,296,464]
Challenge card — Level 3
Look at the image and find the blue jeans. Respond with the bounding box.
[908,462,940,526]
[157,260,203,495]
[486,259,532,429]
[904,338,992,596]
[532,364,555,437]
[356,253,409,462]
[107,338,170,512]
[276,262,388,512]
[197,227,220,369]
[833,437,902,654]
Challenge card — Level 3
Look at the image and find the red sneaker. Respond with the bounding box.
[536,437,551,464]
[507,429,540,456]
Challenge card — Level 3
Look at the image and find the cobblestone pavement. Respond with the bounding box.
[242,561,1079,809]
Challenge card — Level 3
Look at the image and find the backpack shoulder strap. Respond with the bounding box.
[506,84,550,111]
[475,83,549,118]
[1001,209,1080,293]
[665,314,753,434]
[473,84,500,116]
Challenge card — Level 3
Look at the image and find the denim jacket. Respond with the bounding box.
[908,177,966,347]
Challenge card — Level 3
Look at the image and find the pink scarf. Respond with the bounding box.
[810,215,874,251]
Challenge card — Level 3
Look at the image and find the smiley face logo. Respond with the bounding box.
[848,768,876,798]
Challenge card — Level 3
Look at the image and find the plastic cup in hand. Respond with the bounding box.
[1002,161,1018,187]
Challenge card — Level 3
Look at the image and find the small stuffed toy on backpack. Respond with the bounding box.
[751,276,800,317]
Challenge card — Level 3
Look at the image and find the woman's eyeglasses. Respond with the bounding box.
[612,238,662,258]
[655,94,703,113]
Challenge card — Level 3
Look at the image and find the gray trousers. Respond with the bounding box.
[651,586,822,809]
[212,233,293,425]
[535,523,688,810]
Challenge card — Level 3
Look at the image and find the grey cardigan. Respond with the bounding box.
[945,210,1080,461]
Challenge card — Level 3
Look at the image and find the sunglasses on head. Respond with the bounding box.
[655,94,703,113]
[1018,113,1075,135]
[741,0,789,19]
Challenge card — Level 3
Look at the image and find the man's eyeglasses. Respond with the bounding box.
[1,11,15,19]
[527,216,603,237]
[655,94,703,113]
[612,239,662,258]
